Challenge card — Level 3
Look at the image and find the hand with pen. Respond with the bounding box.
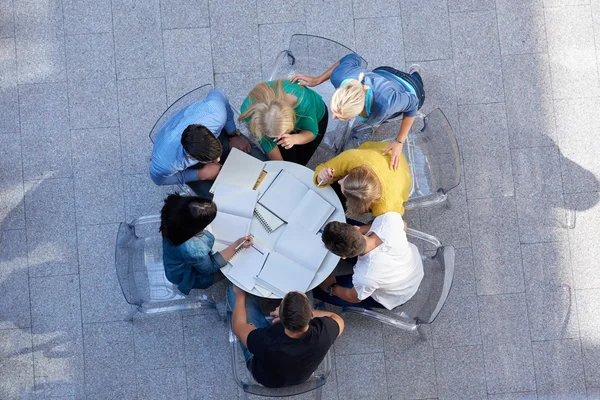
[220,236,253,261]
[317,167,335,187]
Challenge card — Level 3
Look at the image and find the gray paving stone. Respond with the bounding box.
[305,0,355,50]
[215,70,263,112]
[352,0,400,18]
[0,230,30,330]
[0,39,19,135]
[112,0,164,80]
[65,33,115,81]
[355,17,404,70]
[527,288,579,341]
[25,178,78,277]
[516,193,569,244]
[431,291,481,348]
[123,174,173,221]
[564,193,600,289]
[479,295,536,393]
[0,0,14,38]
[19,82,72,180]
[496,0,547,55]
[531,339,587,397]
[575,289,600,338]
[545,5,599,99]
[434,345,487,400]
[163,28,213,104]
[487,392,538,400]
[581,340,600,388]
[210,0,260,73]
[68,79,119,129]
[383,325,437,399]
[258,22,307,80]
[71,127,124,225]
[78,223,132,323]
[0,328,34,400]
[0,135,24,230]
[457,103,509,155]
[257,0,305,23]
[182,312,229,366]
[468,197,524,295]
[450,11,503,105]
[161,0,209,29]
[449,247,477,297]
[133,313,185,369]
[463,149,515,200]
[588,387,600,399]
[136,367,187,400]
[186,356,238,400]
[117,78,166,175]
[62,0,112,35]
[419,191,471,249]
[544,0,590,8]
[333,312,383,355]
[29,274,81,333]
[14,0,66,84]
[521,241,574,293]
[512,147,562,197]
[336,352,388,400]
[502,54,557,148]
[554,97,600,193]
[448,0,495,12]
[401,0,452,62]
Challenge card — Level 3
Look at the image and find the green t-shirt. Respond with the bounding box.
[240,80,326,153]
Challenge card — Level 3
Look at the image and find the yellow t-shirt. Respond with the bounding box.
[313,142,411,216]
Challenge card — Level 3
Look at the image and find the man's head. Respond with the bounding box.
[321,221,366,258]
[181,124,222,162]
[279,291,312,332]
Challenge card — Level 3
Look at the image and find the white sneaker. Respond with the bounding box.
[409,64,424,76]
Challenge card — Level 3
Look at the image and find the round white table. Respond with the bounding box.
[220,160,345,299]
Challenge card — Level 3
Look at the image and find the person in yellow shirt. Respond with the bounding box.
[313,141,411,216]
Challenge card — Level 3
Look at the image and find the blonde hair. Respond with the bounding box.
[239,79,297,140]
[343,165,382,215]
[330,72,366,120]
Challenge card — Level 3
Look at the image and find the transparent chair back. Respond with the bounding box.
[148,84,213,194]
[227,315,331,399]
[268,34,368,154]
[114,215,216,319]
[342,228,455,339]
[397,108,462,210]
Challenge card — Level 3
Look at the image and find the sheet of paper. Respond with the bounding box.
[287,190,335,234]
[212,183,258,218]
[258,170,308,221]
[228,245,268,291]
[254,285,272,297]
[275,223,328,273]
[256,252,314,296]
[210,212,250,244]
[210,147,265,193]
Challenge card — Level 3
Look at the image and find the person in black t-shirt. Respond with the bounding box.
[228,283,345,388]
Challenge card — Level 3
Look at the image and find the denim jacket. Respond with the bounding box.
[162,231,227,295]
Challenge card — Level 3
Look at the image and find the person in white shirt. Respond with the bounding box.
[315,212,424,309]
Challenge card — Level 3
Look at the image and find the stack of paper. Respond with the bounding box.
[210,147,266,194]
[211,183,258,244]
[227,244,268,292]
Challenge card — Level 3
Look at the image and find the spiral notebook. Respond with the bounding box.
[210,183,258,244]
[253,203,285,233]
[227,242,268,292]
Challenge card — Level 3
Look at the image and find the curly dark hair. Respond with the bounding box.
[160,194,217,246]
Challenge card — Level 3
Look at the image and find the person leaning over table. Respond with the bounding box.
[228,284,344,388]
[150,88,267,198]
[160,194,253,295]
[313,141,411,216]
[313,213,424,309]
[291,53,425,170]
[239,79,328,166]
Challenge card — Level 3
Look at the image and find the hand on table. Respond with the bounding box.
[276,133,297,150]
[229,134,251,153]
[290,74,321,87]
[382,140,403,171]
[197,162,221,181]
[317,167,335,186]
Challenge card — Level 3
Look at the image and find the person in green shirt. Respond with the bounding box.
[239,79,328,166]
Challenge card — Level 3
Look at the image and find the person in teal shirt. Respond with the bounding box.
[160,194,252,295]
[239,79,328,166]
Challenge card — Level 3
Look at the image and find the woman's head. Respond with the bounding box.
[239,80,297,141]
[160,194,217,246]
[330,72,366,120]
[340,165,382,215]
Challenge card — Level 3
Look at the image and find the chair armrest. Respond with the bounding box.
[342,307,419,332]
[406,228,442,248]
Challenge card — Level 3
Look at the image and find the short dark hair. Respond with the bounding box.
[279,291,312,332]
[321,221,366,258]
[160,194,217,246]
[181,124,222,162]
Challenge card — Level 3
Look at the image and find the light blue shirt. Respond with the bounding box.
[330,53,419,125]
[149,89,236,185]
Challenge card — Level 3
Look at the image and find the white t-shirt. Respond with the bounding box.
[352,212,424,310]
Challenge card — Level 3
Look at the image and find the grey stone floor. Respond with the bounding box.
[1,0,600,399]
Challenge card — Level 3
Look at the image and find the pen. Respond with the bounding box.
[234,237,250,251]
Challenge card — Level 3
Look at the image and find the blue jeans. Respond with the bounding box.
[313,274,385,308]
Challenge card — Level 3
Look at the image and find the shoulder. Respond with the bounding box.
[312,316,340,339]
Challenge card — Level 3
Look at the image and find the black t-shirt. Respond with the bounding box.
[246,316,340,388]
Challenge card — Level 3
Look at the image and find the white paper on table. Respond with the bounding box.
[211,212,251,244]
[275,223,328,273]
[287,190,335,234]
[211,183,258,244]
[255,252,314,296]
[227,244,268,291]
[258,170,309,221]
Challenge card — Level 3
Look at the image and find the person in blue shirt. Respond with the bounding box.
[291,54,425,171]
[150,89,267,197]
[160,193,253,295]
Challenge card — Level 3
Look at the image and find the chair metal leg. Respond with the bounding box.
[314,386,323,400]
[417,324,427,341]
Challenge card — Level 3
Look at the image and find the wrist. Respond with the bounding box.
[394,138,404,145]
[328,284,338,297]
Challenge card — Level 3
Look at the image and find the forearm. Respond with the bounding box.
[332,286,360,303]
[293,130,316,145]
[312,309,338,319]
[219,243,239,261]
[232,294,249,335]
[266,146,284,161]
[318,61,339,84]
[396,116,415,143]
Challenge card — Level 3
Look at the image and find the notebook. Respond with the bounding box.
[275,223,328,272]
[209,147,266,194]
[210,183,258,244]
[253,203,285,233]
[255,252,315,297]
[227,243,268,292]
[259,170,335,234]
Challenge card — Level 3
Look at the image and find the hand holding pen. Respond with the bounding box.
[317,167,335,187]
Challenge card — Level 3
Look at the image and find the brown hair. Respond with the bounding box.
[321,221,366,258]
[343,165,382,215]
[181,124,222,162]
[279,291,312,332]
